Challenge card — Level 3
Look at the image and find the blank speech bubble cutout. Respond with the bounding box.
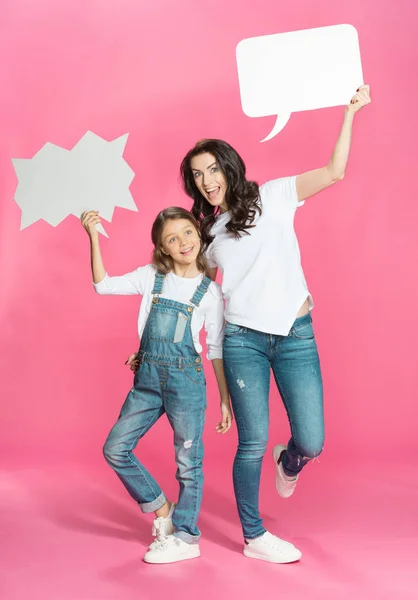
[236,24,364,142]
[12,131,137,237]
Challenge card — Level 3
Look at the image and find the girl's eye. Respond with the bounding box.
[168,237,176,243]
[185,230,192,235]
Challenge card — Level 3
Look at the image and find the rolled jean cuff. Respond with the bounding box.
[139,492,167,514]
[243,527,266,541]
[174,530,200,544]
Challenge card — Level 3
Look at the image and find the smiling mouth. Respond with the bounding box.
[206,186,220,200]
[181,246,194,255]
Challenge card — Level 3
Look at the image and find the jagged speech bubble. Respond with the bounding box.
[12,131,137,237]
[236,24,364,141]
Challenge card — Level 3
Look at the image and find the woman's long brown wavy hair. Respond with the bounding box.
[180,139,261,248]
[151,207,208,274]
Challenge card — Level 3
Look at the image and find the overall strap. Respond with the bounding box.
[190,275,212,308]
[151,272,166,296]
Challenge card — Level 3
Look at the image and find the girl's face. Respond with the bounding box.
[160,219,201,267]
[190,152,228,212]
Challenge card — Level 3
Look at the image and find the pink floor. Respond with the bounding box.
[2,453,417,600]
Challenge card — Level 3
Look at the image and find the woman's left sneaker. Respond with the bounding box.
[143,535,200,564]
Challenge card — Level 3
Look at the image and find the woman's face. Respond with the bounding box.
[190,153,228,212]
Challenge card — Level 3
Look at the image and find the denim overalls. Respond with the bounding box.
[103,272,211,544]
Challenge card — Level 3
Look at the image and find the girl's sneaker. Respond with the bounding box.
[143,535,200,564]
[149,503,175,549]
[273,444,298,498]
[244,531,301,563]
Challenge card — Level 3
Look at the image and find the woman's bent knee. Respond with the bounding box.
[299,441,324,460]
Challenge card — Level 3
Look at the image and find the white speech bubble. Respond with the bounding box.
[12,131,137,237]
[236,24,364,141]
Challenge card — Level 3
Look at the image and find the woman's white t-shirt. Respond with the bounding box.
[93,265,224,360]
[205,176,313,336]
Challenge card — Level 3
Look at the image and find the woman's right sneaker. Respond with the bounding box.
[244,531,302,563]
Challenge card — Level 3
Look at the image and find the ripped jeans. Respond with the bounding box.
[103,358,206,544]
[223,313,324,539]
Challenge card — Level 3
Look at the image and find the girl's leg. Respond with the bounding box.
[103,362,166,513]
[155,502,172,518]
[271,314,324,476]
[164,365,207,544]
[223,324,271,540]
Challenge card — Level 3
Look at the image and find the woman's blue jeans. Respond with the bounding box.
[223,313,324,540]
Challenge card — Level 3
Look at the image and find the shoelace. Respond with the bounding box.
[262,534,294,552]
[151,537,169,550]
[151,536,181,551]
[283,474,298,483]
[152,518,166,539]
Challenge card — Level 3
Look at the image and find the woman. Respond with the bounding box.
[178,85,371,563]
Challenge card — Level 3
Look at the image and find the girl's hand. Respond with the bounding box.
[125,352,139,372]
[216,401,233,434]
[346,84,371,115]
[81,210,101,239]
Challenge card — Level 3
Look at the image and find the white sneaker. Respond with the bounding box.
[244,531,302,563]
[143,535,200,564]
[149,503,175,550]
[273,444,298,498]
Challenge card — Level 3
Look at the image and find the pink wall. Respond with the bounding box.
[1,0,417,466]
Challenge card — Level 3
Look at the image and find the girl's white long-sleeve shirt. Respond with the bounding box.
[93,264,224,360]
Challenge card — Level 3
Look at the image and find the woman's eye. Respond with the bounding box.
[211,167,218,173]
[194,172,200,178]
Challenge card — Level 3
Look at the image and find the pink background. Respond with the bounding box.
[1,1,417,599]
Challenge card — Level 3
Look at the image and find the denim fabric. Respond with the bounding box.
[223,312,324,539]
[103,273,211,544]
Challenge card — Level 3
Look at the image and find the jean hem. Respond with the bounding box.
[139,492,167,514]
[174,531,200,544]
[243,528,267,541]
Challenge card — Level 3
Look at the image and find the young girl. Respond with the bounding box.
[81,206,232,564]
[178,85,371,563]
